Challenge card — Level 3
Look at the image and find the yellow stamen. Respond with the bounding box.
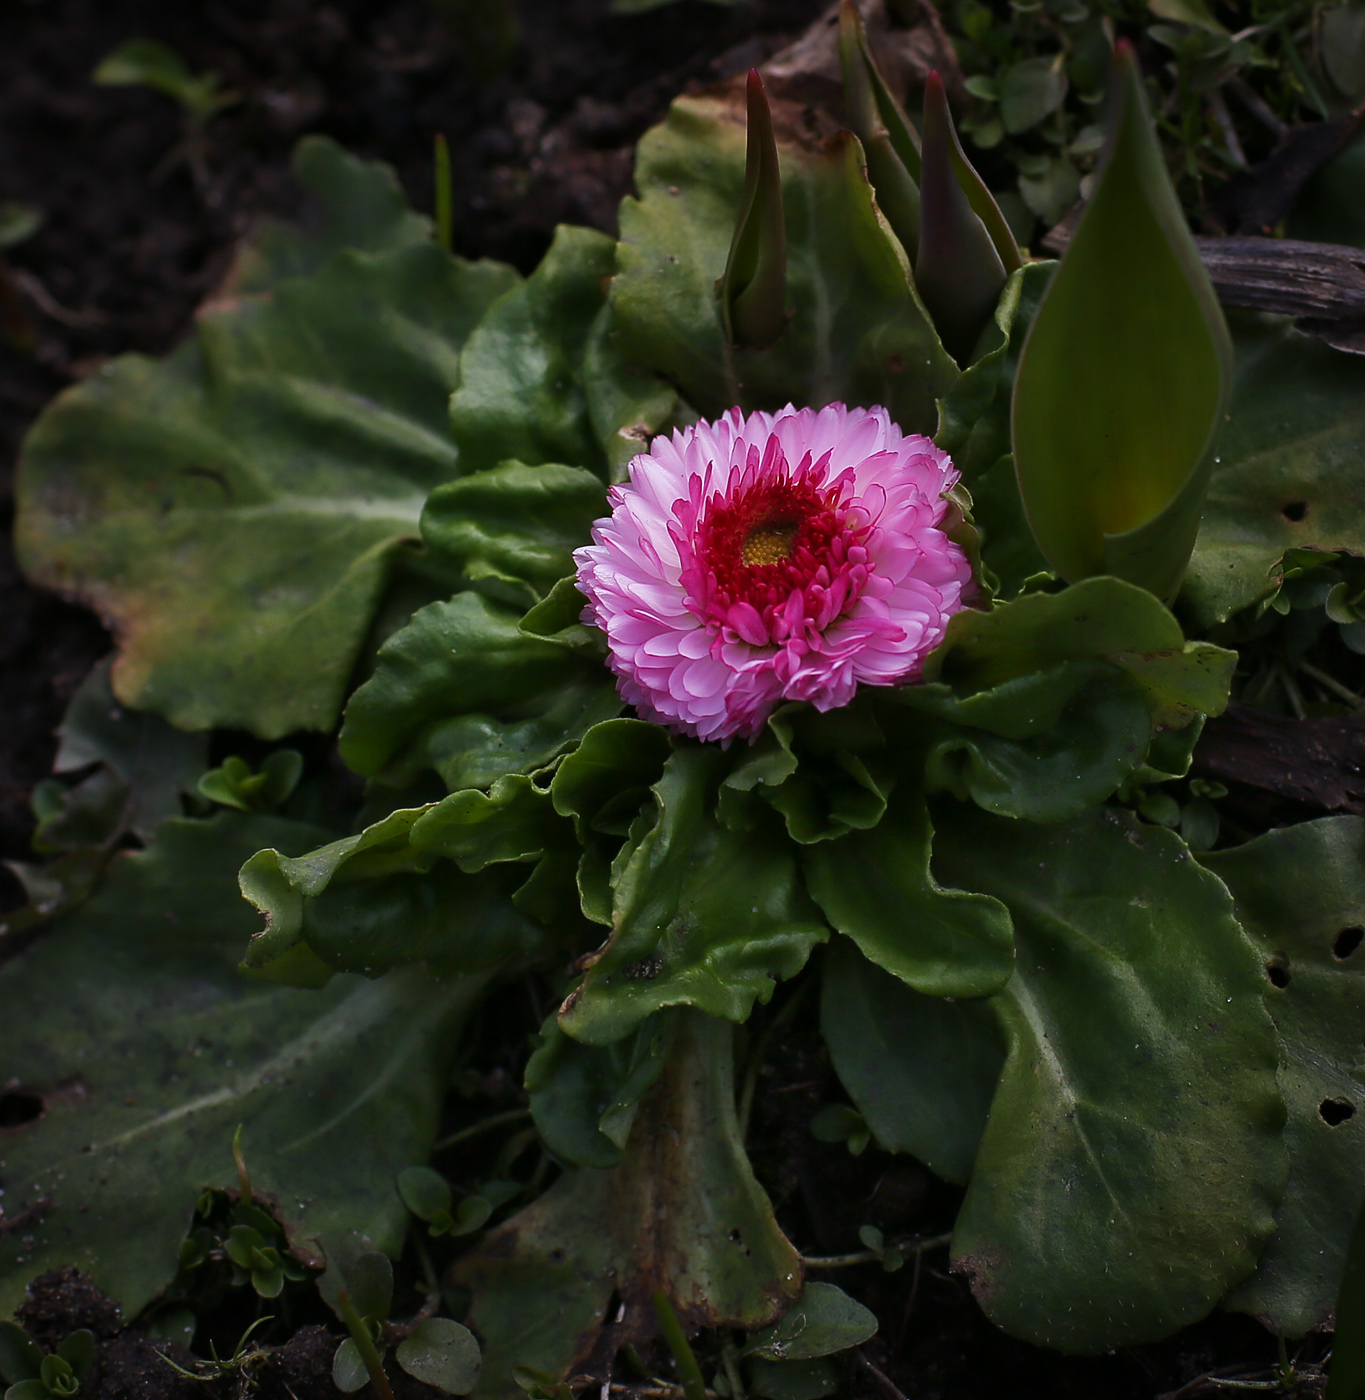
[743,524,796,567]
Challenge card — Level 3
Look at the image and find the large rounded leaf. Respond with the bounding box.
[933,802,1286,1352]
[16,142,518,738]
[1204,819,1365,1335]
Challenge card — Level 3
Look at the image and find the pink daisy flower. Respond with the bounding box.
[573,402,974,744]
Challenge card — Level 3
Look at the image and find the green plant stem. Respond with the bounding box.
[232,1123,253,1204]
[737,981,811,1140]
[651,1291,707,1400]
[720,1343,746,1400]
[434,134,453,253]
[803,1230,953,1269]
[337,1291,395,1400]
[1297,659,1362,707]
[433,1106,530,1152]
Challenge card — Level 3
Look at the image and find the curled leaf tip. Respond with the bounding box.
[719,67,788,350]
[915,72,1008,366]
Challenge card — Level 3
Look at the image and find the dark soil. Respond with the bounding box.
[0,2,1337,1397]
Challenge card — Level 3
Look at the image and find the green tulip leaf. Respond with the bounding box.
[0,814,489,1320]
[821,939,1005,1183]
[338,592,620,792]
[804,790,1013,998]
[449,225,615,477]
[526,1010,679,1169]
[610,89,957,432]
[397,1317,482,1394]
[559,746,830,1045]
[1011,45,1231,600]
[420,461,606,610]
[1182,320,1365,629]
[1203,819,1365,1336]
[456,1012,801,1396]
[15,144,518,738]
[932,802,1285,1351]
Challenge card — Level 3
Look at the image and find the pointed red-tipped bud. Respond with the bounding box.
[838,0,922,259]
[718,70,788,350]
[915,72,1008,365]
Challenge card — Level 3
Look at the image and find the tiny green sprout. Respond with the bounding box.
[157,1316,273,1385]
[0,1324,95,1400]
[809,1103,871,1156]
[397,1165,494,1237]
[198,751,303,813]
[224,1222,309,1298]
[92,39,235,124]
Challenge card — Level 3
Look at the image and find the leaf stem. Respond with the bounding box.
[337,1291,395,1400]
[433,1106,530,1152]
[651,1291,707,1400]
[434,134,453,254]
[1297,659,1362,707]
[803,1231,952,1269]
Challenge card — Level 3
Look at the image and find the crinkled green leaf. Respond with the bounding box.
[1203,819,1365,1336]
[0,814,488,1320]
[931,575,1235,727]
[1183,320,1365,629]
[559,747,830,1045]
[449,225,614,477]
[932,802,1285,1351]
[420,461,606,610]
[456,1011,801,1395]
[526,1010,679,1168]
[16,158,517,738]
[240,797,556,982]
[611,91,957,432]
[338,593,620,791]
[804,791,1012,998]
[1011,46,1231,599]
[198,750,303,813]
[397,1317,481,1394]
[821,938,1005,1183]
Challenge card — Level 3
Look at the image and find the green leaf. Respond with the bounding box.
[16,184,518,738]
[821,939,1005,1183]
[0,1325,42,1386]
[747,1356,841,1400]
[232,136,434,291]
[932,802,1285,1351]
[421,462,606,610]
[449,225,615,477]
[559,747,830,1045]
[5,1380,51,1400]
[0,202,42,252]
[0,813,490,1320]
[338,593,619,791]
[198,750,303,813]
[1202,819,1365,1335]
[456,1011,801,1396]
[396,1318,482,1394]
[341,1250,394,1322]
[916,73,1007,366]
[92,38,227,117]
[239,802,552,982]
[930,575,1235,727]
[56,1331,94,1384]
[804,790,1013,998]
[1330,1190,1365,1400]
[610,91,957,433]
[1182,320,1365,629]
[1011,44,1231,600]
[397,1165,453,1223]
[744,1282,877,1362]
[332,1338,370,1393]
[998,55,1069,134]
[526,1011,679,1168]
[719,71,788,350]
[1147,0,1229,33]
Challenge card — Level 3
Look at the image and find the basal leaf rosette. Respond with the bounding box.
[574,402,974,744]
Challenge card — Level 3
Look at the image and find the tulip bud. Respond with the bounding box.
[1011,42,1232,601]
[915,72,1008,366]
[718,69,788,350]
[838,0,922,259]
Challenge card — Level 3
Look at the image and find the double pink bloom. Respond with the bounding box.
[574,402,973,743]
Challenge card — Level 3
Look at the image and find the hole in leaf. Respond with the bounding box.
[1334,927,1364,960]
[0,1089,44,1128]
[1319,1097,1355,1127]
[1282,500,1309,522]
[1266,956,1291,989]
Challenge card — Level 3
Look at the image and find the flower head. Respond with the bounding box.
[574,402,973,743]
